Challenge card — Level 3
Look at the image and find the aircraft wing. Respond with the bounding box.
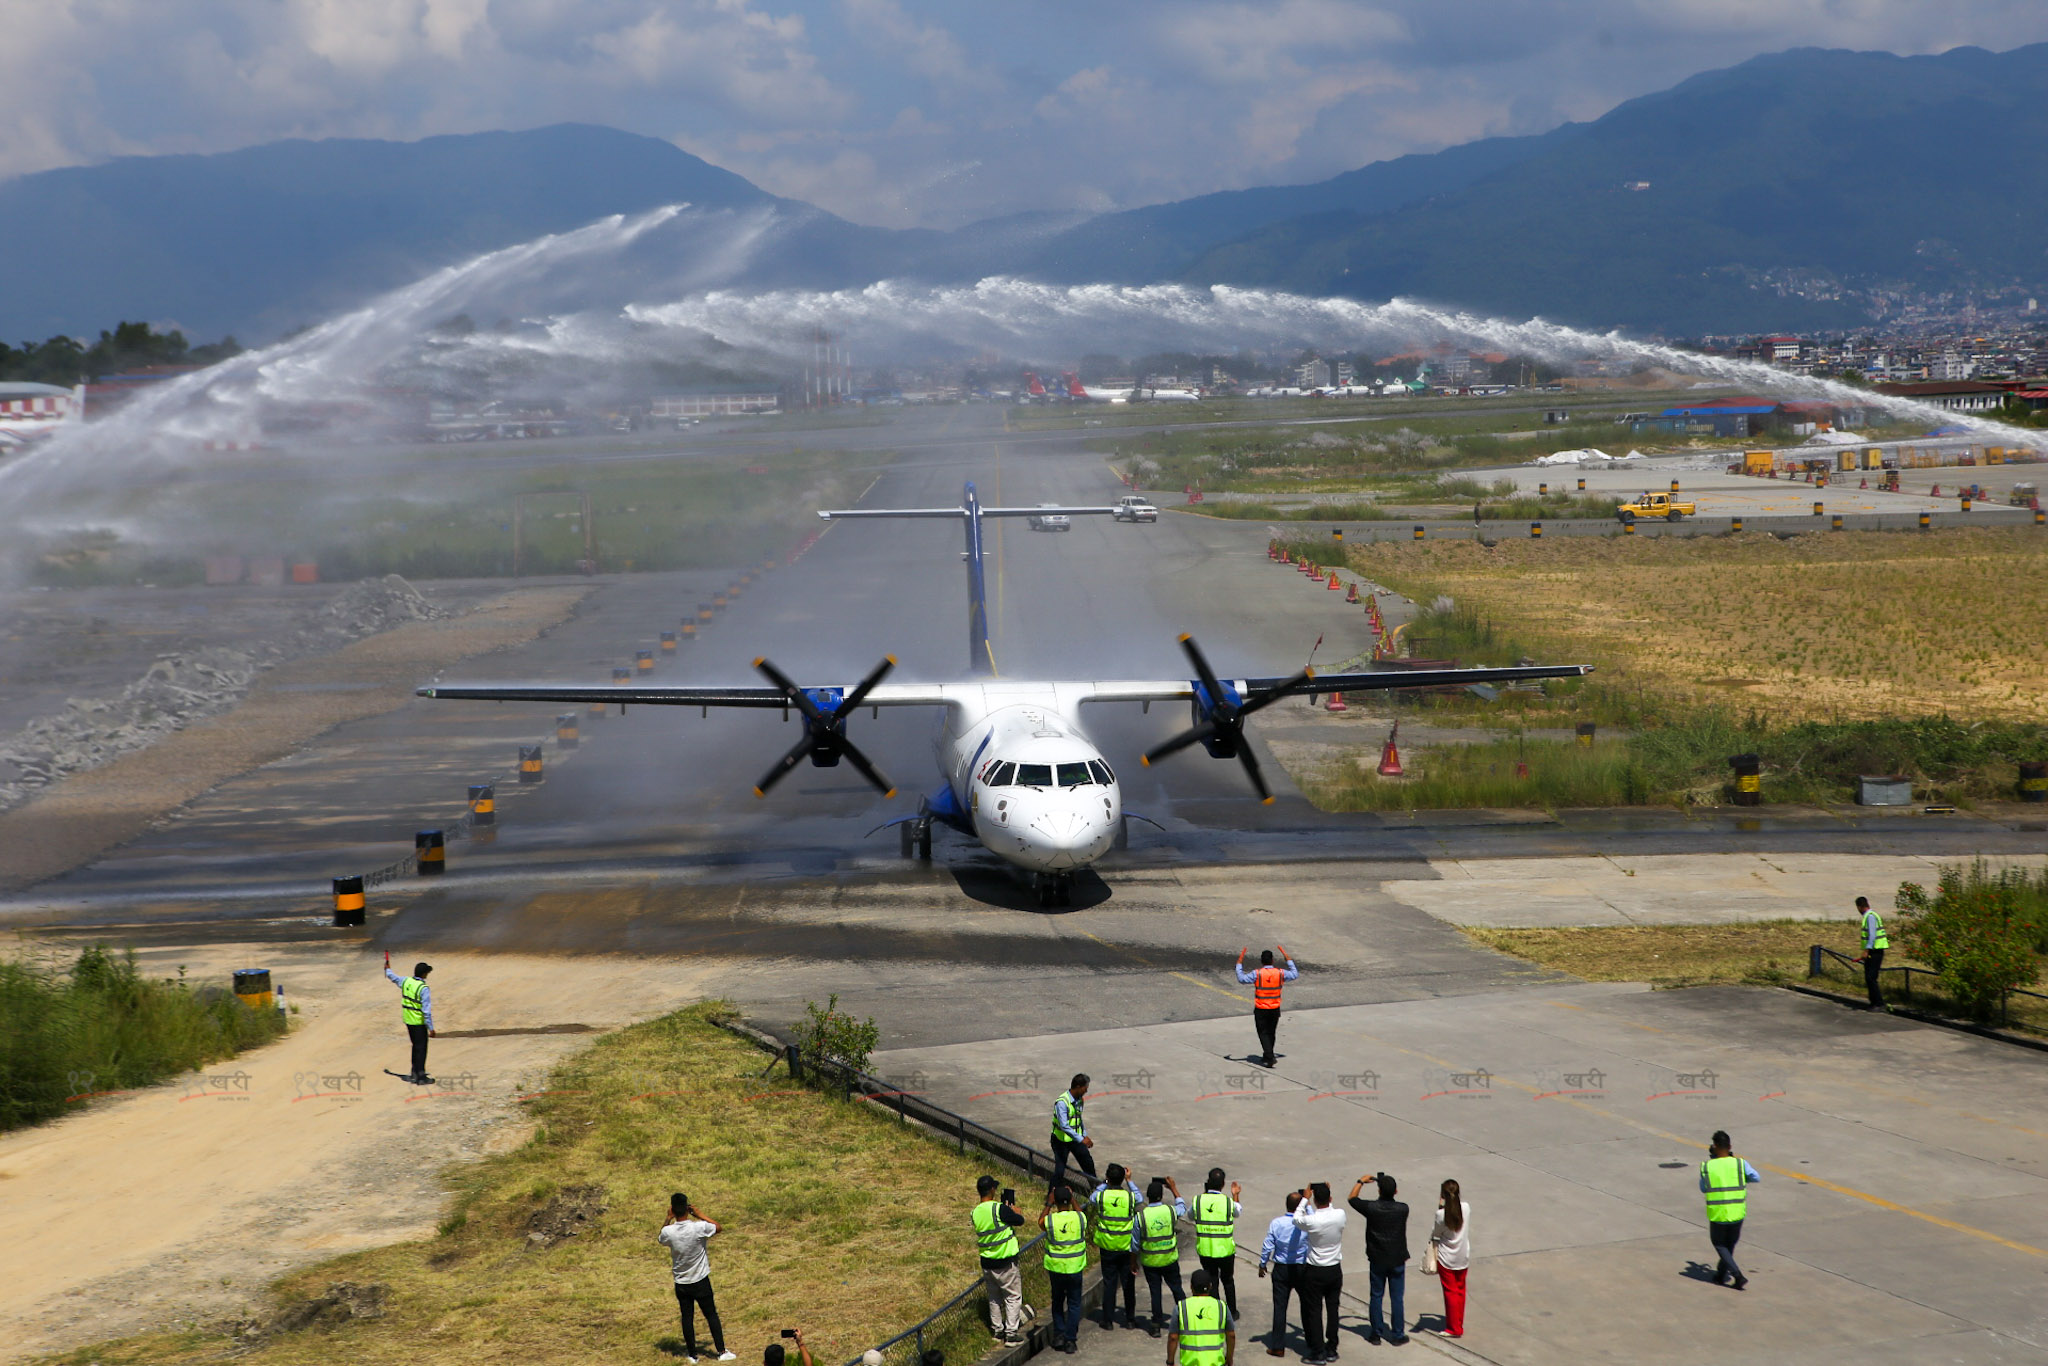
[415,682,961,710]
[816,506,1119,520]
[1077,663,1591,705]
[977,506,1120,518]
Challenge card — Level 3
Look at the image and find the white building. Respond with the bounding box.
[0,381,83,446]
[651,392,781,418]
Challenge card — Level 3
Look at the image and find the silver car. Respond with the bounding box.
[1027,504,1072,532]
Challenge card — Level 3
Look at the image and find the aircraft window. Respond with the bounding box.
[1088,761,1113,785]
[986,761,1015,786]
[1058,761,1092,788]
[1015,763,1053,788]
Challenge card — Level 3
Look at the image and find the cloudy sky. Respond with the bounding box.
[4,0,2045,229]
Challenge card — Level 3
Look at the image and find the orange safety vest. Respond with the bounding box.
[1253,965,1285,1010]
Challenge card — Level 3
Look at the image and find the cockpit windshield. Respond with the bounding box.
[1014,763,1053,788]
[1058,761,1092,788]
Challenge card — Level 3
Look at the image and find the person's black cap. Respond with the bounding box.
[414,961,433,977]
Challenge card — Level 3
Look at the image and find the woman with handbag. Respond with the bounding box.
[1427,1179,1470,1339]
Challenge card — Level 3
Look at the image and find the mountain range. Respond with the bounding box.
[2,41,2042,343]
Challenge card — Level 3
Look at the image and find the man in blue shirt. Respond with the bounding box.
[1051,1074,1096,1193]
[384,959,435,1084]
[1256,1192,1308,1357]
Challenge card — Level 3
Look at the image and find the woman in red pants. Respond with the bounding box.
[1429,1179,1470,1338]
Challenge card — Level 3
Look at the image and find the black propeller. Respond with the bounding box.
[1140,634,1311,804]
[751,655,898,799]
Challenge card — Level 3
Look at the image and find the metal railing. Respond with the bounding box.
[1809,944,2048,1026]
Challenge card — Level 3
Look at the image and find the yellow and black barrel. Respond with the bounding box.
[1577,478,1586,491]
[1961,495,1973,512]
[1330,527,1343,544]
[556,712,579,748]
[1727,753,1762,807]
[1813,500,1824,516]
[2020,760,2047,803]
[1622,520,1635,535]
[612,666,632,686]
[331,876,366,927]
[518,746,544,784]
[1731,516,1744,533]
[1530,521,1543,539]
[711,593,728,612]
[660,630,677,656]
[1919,512,1932,531]
[698,602,715,622]
[1539,482,1548,495]
[416,829,446,875]
[681,619,698,639]
[635,649,655,674]
[1575,722,1596,748]
[1831,514,1843,531]
[1413,524,1425,541]
[469,783,496,824]
[2036,508,2046,527]
[1670,478,1681,493]
[233,968,274,1012]
[587,693,608,719]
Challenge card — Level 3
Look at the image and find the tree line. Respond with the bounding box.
[0,320,243,387]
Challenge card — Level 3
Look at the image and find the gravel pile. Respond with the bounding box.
[0,576,449,812]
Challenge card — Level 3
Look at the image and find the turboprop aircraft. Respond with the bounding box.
[417,482,1589,905]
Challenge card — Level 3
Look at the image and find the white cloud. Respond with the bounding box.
[1,0,2046,227]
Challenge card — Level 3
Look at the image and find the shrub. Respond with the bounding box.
[1894,863,2044,1021]
[793,993,880,1076]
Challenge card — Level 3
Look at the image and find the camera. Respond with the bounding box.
[1001,1188,1016,1204]
[782,1330,799,1339]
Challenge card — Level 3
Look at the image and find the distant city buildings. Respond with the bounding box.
[650,392,780,418]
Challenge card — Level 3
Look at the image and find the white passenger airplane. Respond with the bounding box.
[417,481,1588,904]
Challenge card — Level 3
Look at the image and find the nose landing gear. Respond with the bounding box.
[1035,872,1075,908]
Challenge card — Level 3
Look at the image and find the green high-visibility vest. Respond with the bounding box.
[1862,909,1889,951]
[1093,1187,1135,1250]
[400,977,427,1026]
[1044,1209,1088,1273]
[1702,1155,1748,1224]
[1192,1192,1236,1260]
[973,1200,1020,1261]
[1138,1202,1178,1267]
[1175,1294,1228,1366]
[1051,1091,1084,1146]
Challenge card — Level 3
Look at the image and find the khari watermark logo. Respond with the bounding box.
[1420,1067,1493,1100]
[1646,1066,1719,1101]
[406,1070,480,1103]
[1097,1067,1157,1096]
[1306,1067,1381,1101]
[1532,1067,1607,1100]
[180,1068,253,1102]
[1196,1069,1269,1101]
[968,1068,1042,1101]
[292,1069,365,1103]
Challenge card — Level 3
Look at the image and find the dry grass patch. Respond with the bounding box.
[36,1004,1017,1366]
[1350,527,2048,720]
[1464,920,1865,989]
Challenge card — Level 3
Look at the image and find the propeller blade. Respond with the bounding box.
[753,657,826,722]
[1236,741,1273,804]
[1142,720,1219,766]
[1237,667,1315,718]
[834,655,898,720]
[1175,633,1229,711]
[836,737,898,799]
[753,733,815,798]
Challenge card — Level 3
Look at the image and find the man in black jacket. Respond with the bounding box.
[1348,1173,1409,1346]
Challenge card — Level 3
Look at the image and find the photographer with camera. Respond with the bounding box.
[972,1175,1032,1344]
[764,1328,812,1366]
[659,1193,737,1363]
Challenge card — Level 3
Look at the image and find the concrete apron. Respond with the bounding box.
[878,983,2048,1366]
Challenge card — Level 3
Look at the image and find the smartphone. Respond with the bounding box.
[782,1330,799,1340]
[1001,1188,1016,1204]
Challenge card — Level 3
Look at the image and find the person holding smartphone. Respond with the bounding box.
[764,1329,812,1366]
[659,1193,737,1363]
[973,1175,1032,1343]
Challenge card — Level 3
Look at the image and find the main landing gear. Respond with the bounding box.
[1035,872,1075,908]
[898,802,933,861]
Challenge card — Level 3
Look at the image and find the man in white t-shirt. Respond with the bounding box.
[1290,1182,1347,1365]
[660,1192,738,1363]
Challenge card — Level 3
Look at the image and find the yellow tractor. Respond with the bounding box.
[1617,491,1698,524]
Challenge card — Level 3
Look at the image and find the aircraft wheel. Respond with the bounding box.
[916,821,932,861]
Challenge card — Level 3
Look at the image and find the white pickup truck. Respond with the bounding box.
[1113,495,1159,523]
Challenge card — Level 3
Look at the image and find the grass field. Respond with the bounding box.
[41,1005,1035,1366]
[1349,527,2048,721]
[1463,921,1861,989]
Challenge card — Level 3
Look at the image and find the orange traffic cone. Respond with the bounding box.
[1345,581,1359,603]
[1326,691,1347,712]
[1326,571,1341,590]
[1377,724,1404,776]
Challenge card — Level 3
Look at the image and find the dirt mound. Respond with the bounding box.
[525,1184,607,1250]
[228,1281,388,1348]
